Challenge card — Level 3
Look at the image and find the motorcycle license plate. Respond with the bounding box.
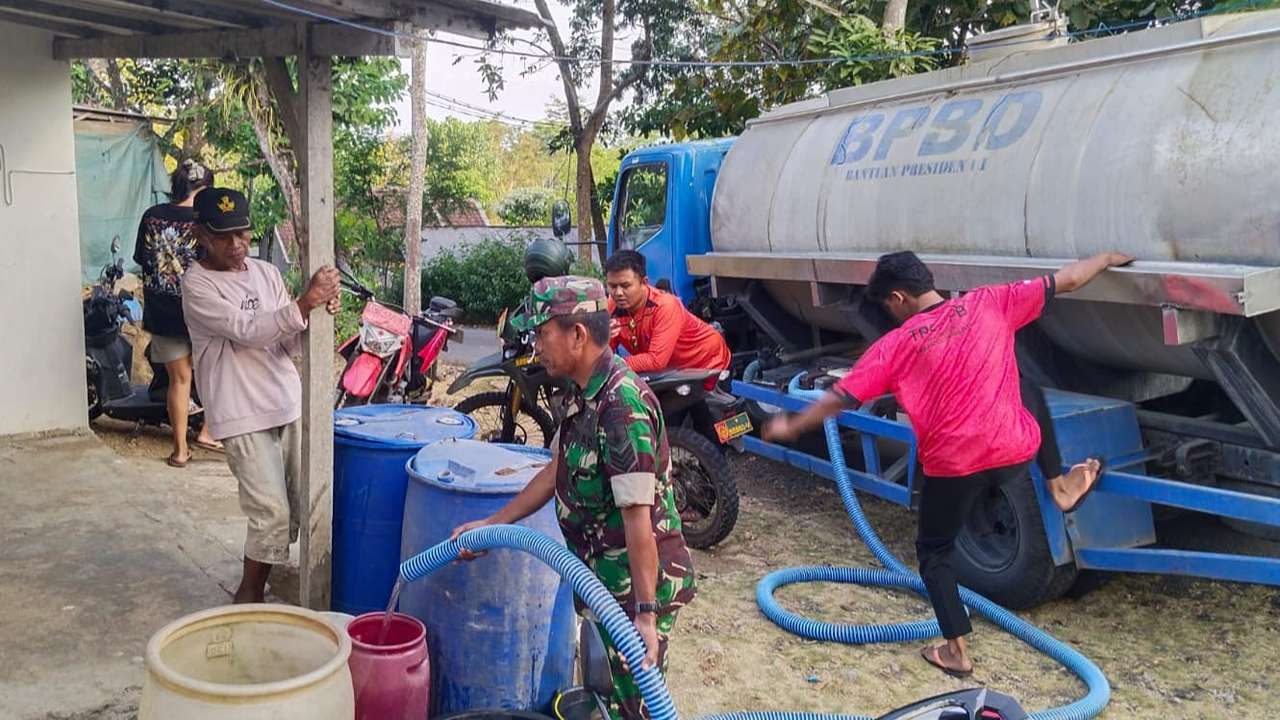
[714,412,752,444]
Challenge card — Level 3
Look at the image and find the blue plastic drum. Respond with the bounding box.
[332,404,476,615]
[401,440,576,715]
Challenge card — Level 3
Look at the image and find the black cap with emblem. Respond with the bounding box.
[193,187,252,232]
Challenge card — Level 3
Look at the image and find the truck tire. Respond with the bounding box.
[952,474,1077,610]
[1219,480,1280,541]
[668,426,740,549]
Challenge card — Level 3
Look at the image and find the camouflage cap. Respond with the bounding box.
[510,275,608,332]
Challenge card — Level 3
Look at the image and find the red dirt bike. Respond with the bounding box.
[335,262,463,408]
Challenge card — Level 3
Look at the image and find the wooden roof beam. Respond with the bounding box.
[0,8,102,36]
[52,21,411,59]
[84,0,271,29]
[0,0,191,34]
[247,0,543,38]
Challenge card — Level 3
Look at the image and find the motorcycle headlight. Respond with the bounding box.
[359,324,403,358]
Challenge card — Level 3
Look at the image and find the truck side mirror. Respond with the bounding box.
[551,201,572,239]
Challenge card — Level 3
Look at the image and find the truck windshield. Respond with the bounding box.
[615,163,667,249]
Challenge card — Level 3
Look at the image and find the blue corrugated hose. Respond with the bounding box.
[399,377,1110,720]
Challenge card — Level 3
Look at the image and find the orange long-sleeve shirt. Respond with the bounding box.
[609,287,731,375]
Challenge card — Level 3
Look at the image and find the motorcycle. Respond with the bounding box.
[334,260,463,408]
[451,315,743,549]
[84,237,195,429]
[639,368,746,549]
[447,207,577,448]
[447,303,567,448]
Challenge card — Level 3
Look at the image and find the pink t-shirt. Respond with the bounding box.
[836,276,1054,478]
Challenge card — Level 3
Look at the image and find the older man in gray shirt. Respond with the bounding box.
[183,188,340,603]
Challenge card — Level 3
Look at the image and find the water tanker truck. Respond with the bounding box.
[605,8,1280,607]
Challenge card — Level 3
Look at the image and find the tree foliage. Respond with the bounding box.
[623,1,943,140]
[496,187,558,225]
[621,0,1278,140]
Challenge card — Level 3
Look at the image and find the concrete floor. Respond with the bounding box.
[0,432,245,719]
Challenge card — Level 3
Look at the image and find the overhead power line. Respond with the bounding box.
[259,0,1255,70]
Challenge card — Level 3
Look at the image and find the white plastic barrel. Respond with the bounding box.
[139,603,354,720]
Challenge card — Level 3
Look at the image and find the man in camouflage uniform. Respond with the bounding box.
[452,276,696,720]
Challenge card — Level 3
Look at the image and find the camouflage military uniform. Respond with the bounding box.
[515,277,697,720]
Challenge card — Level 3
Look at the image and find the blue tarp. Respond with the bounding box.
[74,125,169,282]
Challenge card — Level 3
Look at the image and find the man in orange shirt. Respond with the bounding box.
[605,250,731,379]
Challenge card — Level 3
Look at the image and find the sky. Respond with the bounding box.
[388,2,610,131]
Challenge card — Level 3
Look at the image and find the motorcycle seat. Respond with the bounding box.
[641,368,719,388]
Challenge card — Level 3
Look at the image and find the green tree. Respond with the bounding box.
[624,0,1280,141]
[479,0,695,263]
[623,1,941,140]
[382,117,502,223]
[496,187,558,225]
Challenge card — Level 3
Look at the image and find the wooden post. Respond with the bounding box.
[403,30,428,316]
[298,29,335,611]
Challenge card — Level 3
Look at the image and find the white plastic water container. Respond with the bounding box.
[139,603,354,719]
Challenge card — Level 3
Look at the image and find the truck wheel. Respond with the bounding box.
[952,474,1077,610]
[1219,480,1280,541]
[455,391,556,448]
[669,426,739,549]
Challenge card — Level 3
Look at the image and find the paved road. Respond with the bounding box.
[441,325,499,367]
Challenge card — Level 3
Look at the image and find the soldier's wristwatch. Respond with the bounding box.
[635,601,659,615]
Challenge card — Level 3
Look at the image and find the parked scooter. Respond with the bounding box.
[335,259,463,408]
[83,237,195,430]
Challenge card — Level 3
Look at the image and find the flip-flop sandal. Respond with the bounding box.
[920,645,973,679]
[1063,457,1106,514]
[166,453,190,469]
[193,439,225,453]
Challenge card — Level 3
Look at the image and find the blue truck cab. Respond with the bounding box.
[606,139,735,303]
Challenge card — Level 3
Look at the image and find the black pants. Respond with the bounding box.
[916,461,1031,639]
[1019,375,1062,478]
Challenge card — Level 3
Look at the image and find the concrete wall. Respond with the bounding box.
[421,226,587,261]
[0,22,88,436]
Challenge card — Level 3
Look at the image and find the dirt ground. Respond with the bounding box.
[84,362,1280,720]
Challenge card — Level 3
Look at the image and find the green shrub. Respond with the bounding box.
[422,236,532,325]
[570,256,603,280]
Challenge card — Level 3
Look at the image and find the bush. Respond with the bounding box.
[422,236,531,325]
[495,187,558,226]
[570,256,603,280]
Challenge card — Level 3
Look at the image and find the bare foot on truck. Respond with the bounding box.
[1047,458,1103,514]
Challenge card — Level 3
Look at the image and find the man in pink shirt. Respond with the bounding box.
[764,249,1132,677]
[182,188,341,603]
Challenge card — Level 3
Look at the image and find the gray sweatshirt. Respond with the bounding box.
[182,259,305,440]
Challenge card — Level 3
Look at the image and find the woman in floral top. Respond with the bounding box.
[132,159,222,466]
